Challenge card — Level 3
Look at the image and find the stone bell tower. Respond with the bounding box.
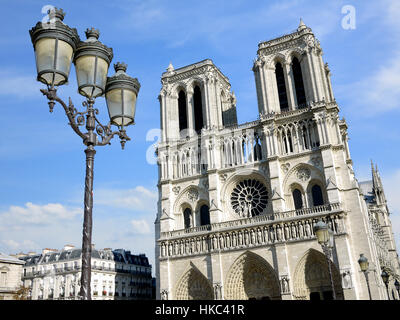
[157,59,237,143]
[253,19,334,116]
[154,20,400,301]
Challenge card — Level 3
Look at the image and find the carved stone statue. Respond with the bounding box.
[238,232,243,246]
[305,221,311,237]
[284,224,289,240]
[299,222,304,238]
[257,228,262,244]
[161,290,168,300]
[291,224,297,239]
[276,225,282,241]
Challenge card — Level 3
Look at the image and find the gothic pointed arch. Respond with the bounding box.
[175,263,214,300]
[225,251,281,300]
[275,62,289,111]
[193,85,204,132]
[293,249,343,300]
[178,89,188,133]
[291,56,307,107]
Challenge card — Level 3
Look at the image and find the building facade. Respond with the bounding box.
[0,253,25,300]
[154,20,400,300]
[18,245,153,300]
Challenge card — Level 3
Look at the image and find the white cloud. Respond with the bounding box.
[0,70,41,99]
[130,219,151,235]
[1,239,40,253]
[94,186,157,212]
[0,202,83,255]
[385,0,400,30]
[0,202,82,230]
[348,52,400,115]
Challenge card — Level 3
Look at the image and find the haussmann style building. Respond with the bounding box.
[18,245,153,300]
[154,20,400,300]
[0,252,25,300]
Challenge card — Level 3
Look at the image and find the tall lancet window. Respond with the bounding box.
[200,205,210,226]
[291,57,307,107]
[311,185,324,206]
[193,85,204,133]
[275,62,289,111]
[292,189,303,210]
[178,90,188,133]
[184,208,192,229]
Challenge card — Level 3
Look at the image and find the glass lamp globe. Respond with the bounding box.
[29,7,79,87]
[105,62,140,127]
[73,28,113,99]
[381,270,389,284]
[358,254,369,272]
[313,220,329,245]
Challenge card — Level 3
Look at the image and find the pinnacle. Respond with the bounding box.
[167,62,174,72]
[298,18,307,31]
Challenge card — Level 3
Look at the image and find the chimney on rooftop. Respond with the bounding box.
[63,244,75,251]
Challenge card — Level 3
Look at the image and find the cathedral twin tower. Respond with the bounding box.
[154,21,400,300]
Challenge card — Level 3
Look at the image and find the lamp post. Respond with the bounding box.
[394,279,400,300]
[357,254,372,300]
[381,270,390,300]
[313,219,336,300]
[29,8,140,300]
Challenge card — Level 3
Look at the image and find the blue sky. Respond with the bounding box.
[0,0,399,273]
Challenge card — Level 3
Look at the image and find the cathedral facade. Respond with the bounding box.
[154,21,400,300]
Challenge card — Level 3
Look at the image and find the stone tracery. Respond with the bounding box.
[225,252,281,300]
[175,266,214,300]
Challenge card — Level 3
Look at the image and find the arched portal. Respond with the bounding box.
[175,266,214,300]
[293,249,343,300]
[225,252,281,300]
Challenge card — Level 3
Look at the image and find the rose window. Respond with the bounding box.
[230,179,268,217]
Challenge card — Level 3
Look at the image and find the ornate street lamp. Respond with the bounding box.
[29,7,140,300]
[381,270,390,300]
[313,219,336,300]
[358,254,372,300]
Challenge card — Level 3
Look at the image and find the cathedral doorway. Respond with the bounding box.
[293,249,343,300]
[225,252,281,300]
[175,266,214,300]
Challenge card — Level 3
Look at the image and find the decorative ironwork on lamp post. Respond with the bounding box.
[313,219,336,300]
[29,7,140,300]
[358,254,372,300]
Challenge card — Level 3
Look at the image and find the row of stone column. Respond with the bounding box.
[253,42,334,116]
[160,214,344,258]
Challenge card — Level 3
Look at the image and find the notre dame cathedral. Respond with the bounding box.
[154,20,400,300]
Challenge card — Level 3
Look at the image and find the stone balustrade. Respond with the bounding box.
[158,203,345,259]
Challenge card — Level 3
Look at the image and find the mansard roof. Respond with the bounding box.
[18,248,150,267]
[0,252,25,265]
